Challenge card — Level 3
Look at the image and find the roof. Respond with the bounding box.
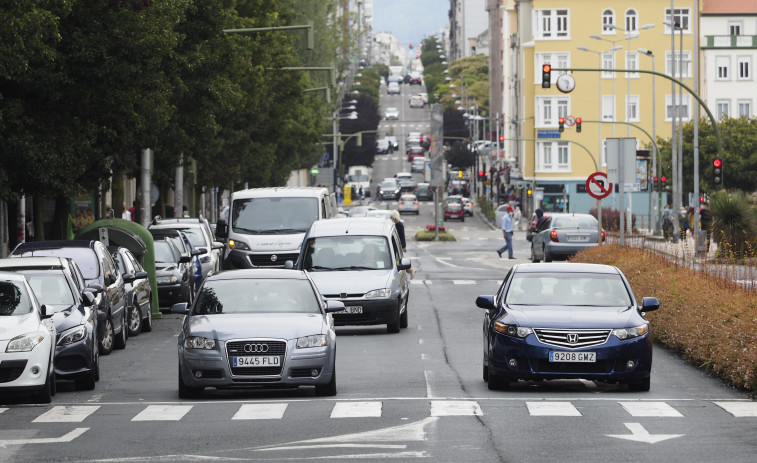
[209,268,308,281]
[513,263,619,274]
[14,240,94,251]
[308,217,394,238]
[231,187,330,200]
[0,271,28,282]
[0,256,68,269]
[703,0,757,14]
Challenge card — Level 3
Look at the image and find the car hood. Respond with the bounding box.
[237,234,305,253]
[506,305,635,329]
[0,312,44,341]
[308,270,393,296]
[48,305,88,333]
[185,313,328,340]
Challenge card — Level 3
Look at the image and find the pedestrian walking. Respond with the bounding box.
[496,205,515,259]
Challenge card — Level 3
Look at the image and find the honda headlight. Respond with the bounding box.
[297,334,327,348]
[6,331,46,352]
[613,324,649,340]
[184,336,216,349]
[365,288,391,298]
[58,325,87,346]
[493,321,533,338]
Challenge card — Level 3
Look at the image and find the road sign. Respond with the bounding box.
[565,115,576,128]
[586,172,613,199]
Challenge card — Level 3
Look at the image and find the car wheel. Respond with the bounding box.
[387,302,401,334]
[487,371,511,390]
[315,365,337,397]
[543,245,553,263]
[128,302,142,337]
[99,316,114,355]
[178,366,204,399]
[114,309,127,350]
[483,363,489,382]
[142,297,153,333]
[530,245,539,263]
[627,376,651,392]
[34,370,53,404]
[75,362,97,391]
[399,300,409,329]
[94,348,100,381]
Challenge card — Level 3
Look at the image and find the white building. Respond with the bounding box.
[450,0,489,59]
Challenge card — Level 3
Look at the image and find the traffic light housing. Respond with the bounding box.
[652,176,658,191]
[558,117,565,133]
[661,175,667,190]
[541,64,551,88]
[713,158,722,185]
[576,118,582,133]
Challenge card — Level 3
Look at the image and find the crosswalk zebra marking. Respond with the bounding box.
[232,403,288,420]
[619,402,683,417]
[714,401,757,417]
[330,401,382,418]
[33,406,100,423]
[430,400,482,417]
[452,280,476,285]
[131,405,192,421]
[527,402,582,416]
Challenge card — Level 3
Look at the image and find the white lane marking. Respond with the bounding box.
[714,401,757,417]
[418,339,424,345]
[33,406,100,423]
[410,280,426,285]
[526,402,582,416]
[0,428,88,446]
[606,423,684,444]
[434,257,462,268]
[452,280,476,285]
[619,402,683,417]
[232,403,288,420]
[424,370,435,399]
[421,353,428,360]
[330,401,382,418]
[131,405,192,421]
[0,408,6,414]
[430,400,483,417]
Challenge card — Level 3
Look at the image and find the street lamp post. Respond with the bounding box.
[639,48,659,235]
[664,16,685,242]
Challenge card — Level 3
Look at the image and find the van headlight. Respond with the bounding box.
[229,239,250,251]
[297,335,327,348]
[58,325,87,346]
[7,331,46,352]
[365,288,391,298]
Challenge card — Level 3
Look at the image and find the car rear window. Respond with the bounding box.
[552,216,597,229]
[22,271,75,308]
[13,248,100,280]
[0,281,33,316]
[193,279,320,314]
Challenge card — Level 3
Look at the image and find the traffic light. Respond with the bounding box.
[652,176,658,191]
[499,135,504,143]
[558,117,565,132]
[527,188,533,197]
[541,64,551,88]
[478,171,485,179]
[409,43,413,49]
[661,175,667,190]
[576,118,582,133]
[713,158,722,185]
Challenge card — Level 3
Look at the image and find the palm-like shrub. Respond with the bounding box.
[709,191,756,258]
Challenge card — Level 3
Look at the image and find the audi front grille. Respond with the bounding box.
[226,339,286,376]
[533,328,611,349]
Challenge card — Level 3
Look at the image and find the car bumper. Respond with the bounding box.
[0,339,52,389]
[545,242,599,257]
[330,297,401,326]
[445,212,464,219]
[54,333,96,380]
[158,283,186,306]
[399,207,419,214]
[223,249,300,269]
[178,338,335,389]
[487,331,653,382]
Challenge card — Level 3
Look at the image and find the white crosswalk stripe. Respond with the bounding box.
[714,401,757,417]
[619,401,684,417]
[330,401,382,418]
[452,280,476,285]
[527,402,582,416]
[0,408,6,414]
[131,405,193,421]
[33,406,100,423]
[430,400,482,417]
[232,403,288,420]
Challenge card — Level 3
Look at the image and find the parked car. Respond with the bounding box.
[411,157,427,173]
[149,228,203,292]
[365,210,393,219]
[476,262,660,391]
[0,257,99,391]
[385,107,399,120]
[377,178,401,201]
[297,218,412,333]
[530,213,605,263]
[347,205,378,217]
[150,217,224,281]
[415,183,434,201]
[387,82,400,95]
[171,269,342,398]
[444,201,465,222]
[398,194,420,215]
[153,239,194,309]
[110,247,153,336]
[376,138,391,154]
[10,240,128,356]
[0,271,56,403]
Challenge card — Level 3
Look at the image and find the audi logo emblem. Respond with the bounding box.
[567,333,578,344]
[243,343,269,353]
[270,254,278,262]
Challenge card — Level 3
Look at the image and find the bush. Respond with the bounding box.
[710,191,757,259]
[478,196,495,221]
[575,244,757,393]
[414,229,456,241]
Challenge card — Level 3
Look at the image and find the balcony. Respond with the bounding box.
[703,35,757,49]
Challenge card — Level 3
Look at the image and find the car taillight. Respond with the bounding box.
[550,230,559,242]
[601,230,606,242]
[414,201,418,205]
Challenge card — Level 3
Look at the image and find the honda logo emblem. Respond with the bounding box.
[567,333,578,343]
[243,343,270,353]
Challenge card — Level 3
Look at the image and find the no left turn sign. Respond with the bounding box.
[586,172,612,199]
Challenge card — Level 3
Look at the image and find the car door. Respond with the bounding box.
[125,251,151,313]
[97,243,126,333]
[532,216,552,259]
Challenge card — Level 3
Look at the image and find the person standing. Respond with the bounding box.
[513,206,522,231]
[700,201,713,253]
[497,205,515,259]
[121,202,132,221]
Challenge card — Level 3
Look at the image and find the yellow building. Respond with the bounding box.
[512,0,696,224]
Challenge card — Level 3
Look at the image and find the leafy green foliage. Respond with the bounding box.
[444,140,474,169]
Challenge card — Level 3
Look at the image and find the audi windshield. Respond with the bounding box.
[192,278,321,314]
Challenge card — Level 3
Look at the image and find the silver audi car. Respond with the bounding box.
[171,269,343,397]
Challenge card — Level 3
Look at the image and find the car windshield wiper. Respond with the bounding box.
[331,266,375,271]
[308,265,334,271]
[233,227,262,234]
[256,228,306,234]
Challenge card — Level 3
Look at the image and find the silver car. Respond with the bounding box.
[171,269,343,397]
[531,213,605,263]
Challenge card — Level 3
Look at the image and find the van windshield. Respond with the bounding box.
[232,197,319,234]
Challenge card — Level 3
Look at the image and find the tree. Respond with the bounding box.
[445,140,474,169]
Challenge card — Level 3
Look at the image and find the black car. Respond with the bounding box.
[415,183,434,201]
[153,239,194,309]
[110,247,153,336]
[0,256,99,390]
[10,240,128,355]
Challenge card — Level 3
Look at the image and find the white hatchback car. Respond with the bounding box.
[385,107,399,120]
[0,271,57,403]
[398,194,420,215]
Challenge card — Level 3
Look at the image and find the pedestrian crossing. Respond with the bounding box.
[3,400,755,424]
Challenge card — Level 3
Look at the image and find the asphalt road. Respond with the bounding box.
[2,83,755,463]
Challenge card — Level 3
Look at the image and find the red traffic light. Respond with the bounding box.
[576,117,581,123]
[653,176,658,182]
[713,158,722,168]
[499,135,504,142]
[661,175,667,182]
[558,117,565,124]
[543,64,551,73]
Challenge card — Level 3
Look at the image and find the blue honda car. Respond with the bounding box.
[476,263,660,391]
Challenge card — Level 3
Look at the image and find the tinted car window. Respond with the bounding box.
[0,281,33,316]
[194,279,320,315]
[13,248,100,280]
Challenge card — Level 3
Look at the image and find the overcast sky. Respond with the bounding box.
[372,0,449,49]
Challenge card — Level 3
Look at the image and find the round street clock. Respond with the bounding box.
[556,74,576,94]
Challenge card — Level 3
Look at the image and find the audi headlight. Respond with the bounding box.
[6,331,46,352]
[493,321,533,338]
[184,336,216,349]
[58,325,87,346]
[613,324,649,340]
[157,275,179,284]
[297,334,327,348]
[229,239,250,251]
[365,288,391,298]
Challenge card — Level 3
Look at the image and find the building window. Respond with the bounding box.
[537,142,571,172]
[665,94,691,121]
[602,9,615,33]
[626,95,640,122]
[716,56,730,80]
[664,8,690,32]
[716,100,730,119]
[626,51,638,78]
[536,97,570,127]
[625,9,638,32]
[728,21,742,35]
[665,51,692,78]
[536,9,570,39]
[602,95,615,121]
[738,100,752,118]
[557,143,569,167]
[535,52,570,84]
[602,51,615,78]
[737,57,751,80]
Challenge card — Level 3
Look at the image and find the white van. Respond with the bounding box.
[347,165,372,198]
[215,187,336,269]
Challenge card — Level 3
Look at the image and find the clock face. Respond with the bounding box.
[556,74,576,93]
